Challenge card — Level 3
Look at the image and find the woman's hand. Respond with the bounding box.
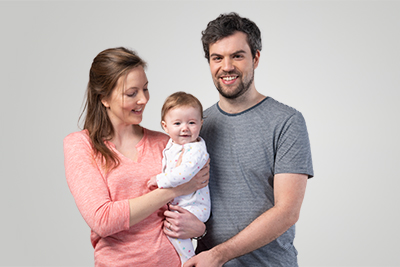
[164,204,206,239]
[173,159,210,197]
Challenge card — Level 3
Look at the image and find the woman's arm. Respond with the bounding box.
[64,133,130,237]
[64,132,209,236]
[129,169,209,226]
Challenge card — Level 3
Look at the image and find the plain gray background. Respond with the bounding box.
[1,0,399,266]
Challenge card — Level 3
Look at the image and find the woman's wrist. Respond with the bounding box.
[159,187,179,202]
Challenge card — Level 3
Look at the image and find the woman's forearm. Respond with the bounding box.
[129,188,176,226]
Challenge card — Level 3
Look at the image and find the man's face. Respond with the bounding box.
[208,31,259,99]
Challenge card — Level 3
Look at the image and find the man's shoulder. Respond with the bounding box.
[203,103,218,117]
[260,97,299,117]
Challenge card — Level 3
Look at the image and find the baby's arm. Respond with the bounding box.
[147,176,158,189]
[157,145,209,189]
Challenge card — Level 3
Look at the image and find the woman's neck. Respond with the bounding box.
[111,124,143,148]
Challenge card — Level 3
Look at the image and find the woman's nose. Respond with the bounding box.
[137,90,149,105]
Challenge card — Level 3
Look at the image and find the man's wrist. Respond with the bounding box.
[210,246,229,266]
[193,228,207,240]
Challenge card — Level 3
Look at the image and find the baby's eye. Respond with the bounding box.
[174,122,181,126]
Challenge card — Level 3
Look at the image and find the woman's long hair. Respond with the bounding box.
[80,47,146,171]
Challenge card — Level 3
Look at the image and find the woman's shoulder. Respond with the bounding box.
[64,129,91,146]
[143,128,169,142]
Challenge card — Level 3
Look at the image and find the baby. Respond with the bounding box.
[148,91,211,264]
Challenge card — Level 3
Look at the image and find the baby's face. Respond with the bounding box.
[162,106,202,145]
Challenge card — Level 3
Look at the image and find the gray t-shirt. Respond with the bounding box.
[197,97,314,267]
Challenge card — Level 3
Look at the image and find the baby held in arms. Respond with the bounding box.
[148,92,210,265]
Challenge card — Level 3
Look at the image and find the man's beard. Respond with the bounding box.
[214,70,254,99]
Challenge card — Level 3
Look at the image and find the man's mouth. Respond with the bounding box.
[220,75,239,84]
[222,76,238,81]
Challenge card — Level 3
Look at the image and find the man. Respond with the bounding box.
[184,13,314,267]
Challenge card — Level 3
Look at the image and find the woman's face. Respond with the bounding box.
[101,66,149,127]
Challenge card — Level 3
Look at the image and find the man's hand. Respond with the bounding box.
[183,250,224,267]
[164,204,205,239]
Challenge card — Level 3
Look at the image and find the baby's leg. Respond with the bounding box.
[167,236,195,265]
[185,198,211,223]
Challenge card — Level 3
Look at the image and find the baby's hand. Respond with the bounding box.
[147,176,158,190]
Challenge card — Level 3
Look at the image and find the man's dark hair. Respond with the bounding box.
[201,12,262,61]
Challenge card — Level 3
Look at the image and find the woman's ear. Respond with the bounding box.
[101,98,110,108]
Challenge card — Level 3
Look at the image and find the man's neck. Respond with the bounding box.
[218,89,266,114]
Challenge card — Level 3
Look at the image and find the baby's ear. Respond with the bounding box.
[161,121,168,133]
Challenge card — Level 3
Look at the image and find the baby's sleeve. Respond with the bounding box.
[156,144,209,188]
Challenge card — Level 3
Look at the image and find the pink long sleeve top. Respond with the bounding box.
[63,128,180,267]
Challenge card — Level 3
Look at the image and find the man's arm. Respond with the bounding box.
[184,173,308,267]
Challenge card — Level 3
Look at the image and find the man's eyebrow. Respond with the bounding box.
[210,52,222,58]
[232,50,246,55]
[210,50,247,58]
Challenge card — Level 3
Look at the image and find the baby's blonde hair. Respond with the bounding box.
[161,92,203,123]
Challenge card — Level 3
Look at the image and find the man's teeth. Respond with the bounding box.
[222,76,237,81]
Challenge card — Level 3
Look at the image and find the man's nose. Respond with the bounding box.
[222,58,234,72]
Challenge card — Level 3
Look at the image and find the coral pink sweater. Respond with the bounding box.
[64,129,180,267]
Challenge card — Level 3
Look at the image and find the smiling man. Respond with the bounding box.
[184,13,314,267]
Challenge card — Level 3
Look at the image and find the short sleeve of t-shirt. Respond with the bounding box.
[274,111,314,178]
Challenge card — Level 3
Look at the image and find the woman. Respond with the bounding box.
[64,47,208,266]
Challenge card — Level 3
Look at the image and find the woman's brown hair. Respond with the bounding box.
[80,47,146,171]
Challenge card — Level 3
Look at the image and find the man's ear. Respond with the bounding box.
[161,121,168,133]
[253,50,261,69]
